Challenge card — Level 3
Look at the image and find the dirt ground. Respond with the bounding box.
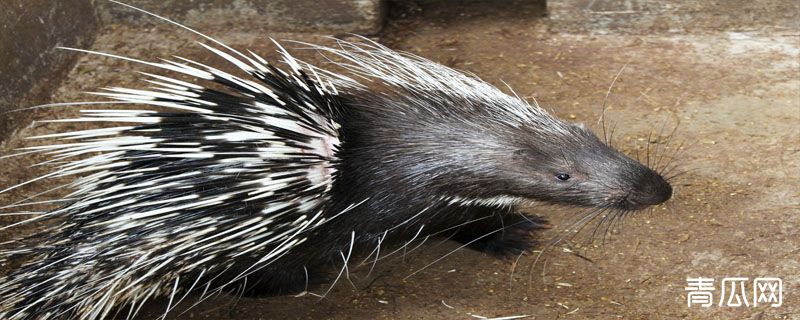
[1,0,798,319]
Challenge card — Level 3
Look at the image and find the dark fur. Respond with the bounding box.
[237,88,672,295]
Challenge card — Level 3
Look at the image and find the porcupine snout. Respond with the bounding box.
[623,169,672,210]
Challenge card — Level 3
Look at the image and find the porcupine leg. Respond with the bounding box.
[450,206,548,259]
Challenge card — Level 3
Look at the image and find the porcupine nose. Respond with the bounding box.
[632,171,673,207]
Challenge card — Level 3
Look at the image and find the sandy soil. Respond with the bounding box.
[1,0,798,319]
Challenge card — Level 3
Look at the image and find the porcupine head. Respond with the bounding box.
[212,42,676,297]
[323,42,674,233]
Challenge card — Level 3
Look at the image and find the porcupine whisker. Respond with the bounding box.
[317,231,356,300]
[289,266,312,296]
[508,203,585,295]
[364,224,425,267]
[304,266,311,293]
[660,139,699,178]
[385,206,431,233]
[428,215,495,242]
[526,208,597,265]
[134,286,159,320]
[213,256,302,300]
[184,281,215,316]
[663,156,696,182]
[185,285,227,315]
[401,235,432,263]
[124,292,138,320]
[221,203,369,290]
[605,120,618,149]
[633,138,643,163]
[363,232,389,279]
[653,120,681,172]
[591,209,617,245]
[339,239,359,291]
[360,230,387,266]
[659,139,700,178]
[615,210,634,238]
[388,215,496,266]
[664,168,687,181]
[527,206,608,270]
[229,277,246,316]
[588,207,616,242]
[667,201,678,216]
[404,225,507,281]
[303,198,370,233]
[552,206,607,243]
[599,63,628,144]
[646,128,655,168]
[647,133,666,175]
[601,209,625,245]
[521,206,609,292]
[171,270,206,319]
[510,250,527,295]
[645,129,661,170]
[559,206,611,245]
[656,139,684,175]
[651,120,670,166]
[613,210,633,239]
[220,240,297,291]
[160,276,180,320]
[665,167,704,181]
[514,210,536,223]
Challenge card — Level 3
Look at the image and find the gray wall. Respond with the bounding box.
[0,0,99,142]
[96,0,385,34]
[0,0,386,143]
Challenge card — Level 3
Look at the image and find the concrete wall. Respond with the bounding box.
[96,0,385,34]
[0,0,386,144]
[0,0,99,143]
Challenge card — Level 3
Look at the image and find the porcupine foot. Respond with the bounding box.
[451,207,548,259]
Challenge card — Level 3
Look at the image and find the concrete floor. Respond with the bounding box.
[1,0,798,319]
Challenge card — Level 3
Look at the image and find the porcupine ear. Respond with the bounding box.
[0,3,366,320]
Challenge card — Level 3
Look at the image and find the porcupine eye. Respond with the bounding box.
[555,173,571,181]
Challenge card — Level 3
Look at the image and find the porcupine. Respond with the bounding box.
[0,3,673,319]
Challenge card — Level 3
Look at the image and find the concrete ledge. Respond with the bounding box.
[0,0,99,143]
[95,0,386,35]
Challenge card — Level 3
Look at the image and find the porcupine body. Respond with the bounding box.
[0,6,673,320]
